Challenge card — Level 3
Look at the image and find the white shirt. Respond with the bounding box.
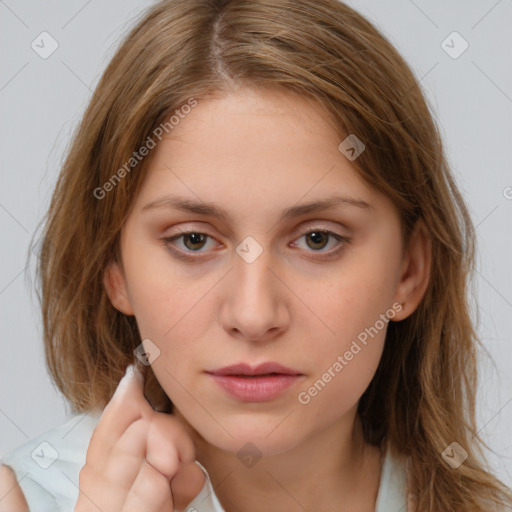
[1,410,408,511]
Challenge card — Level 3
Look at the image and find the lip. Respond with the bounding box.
[207,362,302,376]
[206,362,304,402]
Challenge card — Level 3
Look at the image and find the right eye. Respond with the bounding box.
[162,231,221,259]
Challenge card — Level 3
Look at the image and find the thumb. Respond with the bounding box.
[171,461,206,511]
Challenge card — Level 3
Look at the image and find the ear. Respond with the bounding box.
[103,260,135,316]
[391,219,432,321]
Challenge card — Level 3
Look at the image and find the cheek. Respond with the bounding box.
[295,324,386,426]
[291,249,398,408]
[296,252,399,346]
[131,284,212,357]
[126,268,222,376]
[122,241,211,339]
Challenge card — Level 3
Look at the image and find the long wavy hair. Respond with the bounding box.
[33,0,512,510]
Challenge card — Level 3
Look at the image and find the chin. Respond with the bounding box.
[193,413,306,458]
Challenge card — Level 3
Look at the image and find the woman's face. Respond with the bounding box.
[105,87,423,456]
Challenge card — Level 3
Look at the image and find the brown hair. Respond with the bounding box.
[33,0,512,510]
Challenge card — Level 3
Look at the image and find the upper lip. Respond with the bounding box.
[207,362,302,376]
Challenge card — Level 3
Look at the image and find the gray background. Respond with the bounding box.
[1,0,511,487]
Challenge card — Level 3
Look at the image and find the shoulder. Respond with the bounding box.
[0,409,102,512]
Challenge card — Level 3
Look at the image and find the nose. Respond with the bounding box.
[219,243,290,344]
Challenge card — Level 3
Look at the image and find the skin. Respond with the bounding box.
[0,465,28,512]
[101,86,431,512]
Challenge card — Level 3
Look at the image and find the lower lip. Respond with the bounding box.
[208,374,302,402]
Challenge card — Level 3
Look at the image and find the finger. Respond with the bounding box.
[88,364,153,465]
[100,416,149,487]
[122,461,174,512]
[145,413,197,479]
[100,406,197,486]
[170,461,206,511]
[76,463,129,512]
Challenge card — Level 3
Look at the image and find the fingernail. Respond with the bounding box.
[124,364,135,379]
[120,364,135,383]
[115,364,142,392]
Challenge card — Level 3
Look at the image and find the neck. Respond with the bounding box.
[190,408,384,512]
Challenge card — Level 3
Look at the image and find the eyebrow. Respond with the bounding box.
[141,193,372,222]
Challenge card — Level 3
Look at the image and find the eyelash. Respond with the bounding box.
[161,228,350,261]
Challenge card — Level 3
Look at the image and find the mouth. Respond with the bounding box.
[206,362,303,377]
[223,373,289,378]
[205,362,304,402]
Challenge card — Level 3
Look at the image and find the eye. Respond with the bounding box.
[291,229,348,258]
[163,231,218,255]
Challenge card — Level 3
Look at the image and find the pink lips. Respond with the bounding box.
[206,362,303,402]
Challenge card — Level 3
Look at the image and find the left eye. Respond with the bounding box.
[292,229,345,252]
[162,229,347,257]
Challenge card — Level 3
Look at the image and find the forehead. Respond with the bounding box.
[131,87,391,220]
[155,86,343,169]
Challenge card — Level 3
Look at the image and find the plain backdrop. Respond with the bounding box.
[1,0,511,488]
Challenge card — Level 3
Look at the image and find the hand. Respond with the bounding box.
[74,364,205,512]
